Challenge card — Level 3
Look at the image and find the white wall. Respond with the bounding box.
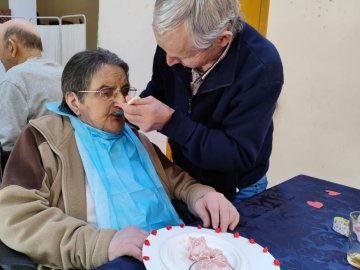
[8,0,36,19]
[99,1,360,188]
[98,1,166,152]
[267,0,360,189]
[98,1,156,90]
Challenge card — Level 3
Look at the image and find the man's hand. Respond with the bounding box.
[121,96,174,132]
[194,192,240,232]
[108,226,149,262]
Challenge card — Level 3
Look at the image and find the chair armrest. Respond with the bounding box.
[0,240,36,270]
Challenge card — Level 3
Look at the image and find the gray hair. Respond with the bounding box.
[152,0,244,50]
[3,26,43,51]
[60,48,129,115]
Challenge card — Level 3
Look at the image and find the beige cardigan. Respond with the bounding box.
[0,115,214,269]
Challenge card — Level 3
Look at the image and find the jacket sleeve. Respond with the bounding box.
[0,125,115,269]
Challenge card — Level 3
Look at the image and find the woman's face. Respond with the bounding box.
[69,64,128,134]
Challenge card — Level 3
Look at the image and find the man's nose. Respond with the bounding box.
[166,55,180,66]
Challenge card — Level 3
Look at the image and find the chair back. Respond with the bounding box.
[0,143,11,183]
[0,142,3,182]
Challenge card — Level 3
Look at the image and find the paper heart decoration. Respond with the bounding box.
[325,190,341,196]
[307,201,324,208]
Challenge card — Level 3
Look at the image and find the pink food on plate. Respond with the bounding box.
[187,236,230,269]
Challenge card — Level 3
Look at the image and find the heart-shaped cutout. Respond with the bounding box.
[325,190,341,196]
[307,201,324,208]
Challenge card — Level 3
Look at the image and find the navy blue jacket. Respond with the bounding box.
[141,23,284,197]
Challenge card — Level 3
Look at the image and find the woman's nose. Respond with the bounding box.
[113,90,126,104]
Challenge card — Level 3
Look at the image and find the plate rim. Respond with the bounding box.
[142,225,280,270]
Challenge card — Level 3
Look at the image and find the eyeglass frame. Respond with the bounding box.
[78,85,137,101]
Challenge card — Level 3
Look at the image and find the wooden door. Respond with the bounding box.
[240,0,270,36]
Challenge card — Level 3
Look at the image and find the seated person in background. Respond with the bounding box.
[0,19,63,155]
[0,48,239,269]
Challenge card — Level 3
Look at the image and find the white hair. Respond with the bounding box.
[152,0,244,50]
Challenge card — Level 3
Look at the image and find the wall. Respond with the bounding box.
[98,0,165,151]
[0,0,8,8]
[8,0,36,19]
[99,1,360,188]
[267,0,360,189]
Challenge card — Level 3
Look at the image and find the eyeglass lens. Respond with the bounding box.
[99,86,136,100]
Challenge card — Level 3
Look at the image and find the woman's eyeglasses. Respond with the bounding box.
[78,86,137,101]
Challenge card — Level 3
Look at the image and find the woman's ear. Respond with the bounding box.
[65,92,81,116]
[217,30,233,48]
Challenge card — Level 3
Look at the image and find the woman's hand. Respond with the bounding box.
[194,192,240,232]
[108,226,149,262]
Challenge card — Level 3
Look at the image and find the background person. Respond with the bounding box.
[0,48,239,269]
[0,19,62,155]
[121,0,284,203]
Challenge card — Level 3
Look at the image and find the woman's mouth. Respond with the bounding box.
[113,109,124,116]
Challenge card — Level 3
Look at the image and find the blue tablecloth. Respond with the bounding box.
[94,175,360,270]
[235,174,359,270]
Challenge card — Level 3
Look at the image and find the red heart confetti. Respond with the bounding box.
[233,232,240,238]
[144,239,150,246]
[143,256,150,261]
[166,225,172,230]
[274,259,281,266]
[263,246,268,253]
[249,238,256,244]
[325,190,341,196]
[180,223,185,228]
[307,201,323,209]
[215,228,221,233]
[197,224,202,229]
[151,230,157,236]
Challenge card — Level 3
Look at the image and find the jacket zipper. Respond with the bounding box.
[188,97,192,115]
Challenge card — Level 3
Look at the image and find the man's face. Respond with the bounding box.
[156,23,224,71]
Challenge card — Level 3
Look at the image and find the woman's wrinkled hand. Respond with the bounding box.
[108,226,149,262]
[194,192,240,232]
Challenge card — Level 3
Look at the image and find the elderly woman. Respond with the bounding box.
[0,48,239,269]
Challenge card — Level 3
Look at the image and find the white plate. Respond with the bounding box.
[142,226,281,270]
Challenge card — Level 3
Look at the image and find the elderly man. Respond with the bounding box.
[121,0,284,203]
[0,19,62,156]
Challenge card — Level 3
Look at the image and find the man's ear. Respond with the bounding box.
[7,39,18,57]
[217,30,233,48]
[65,92,81,116]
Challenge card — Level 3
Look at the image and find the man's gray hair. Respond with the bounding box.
[3,26,43,51]
[152,0,244,50]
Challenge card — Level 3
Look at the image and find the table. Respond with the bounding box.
[235,174,359,270]
[95,175,360,270]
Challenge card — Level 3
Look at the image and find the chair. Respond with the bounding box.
[0,241,36,270]
[0,143,2,183]
[0,143,10,178]
[0,142,36,270]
